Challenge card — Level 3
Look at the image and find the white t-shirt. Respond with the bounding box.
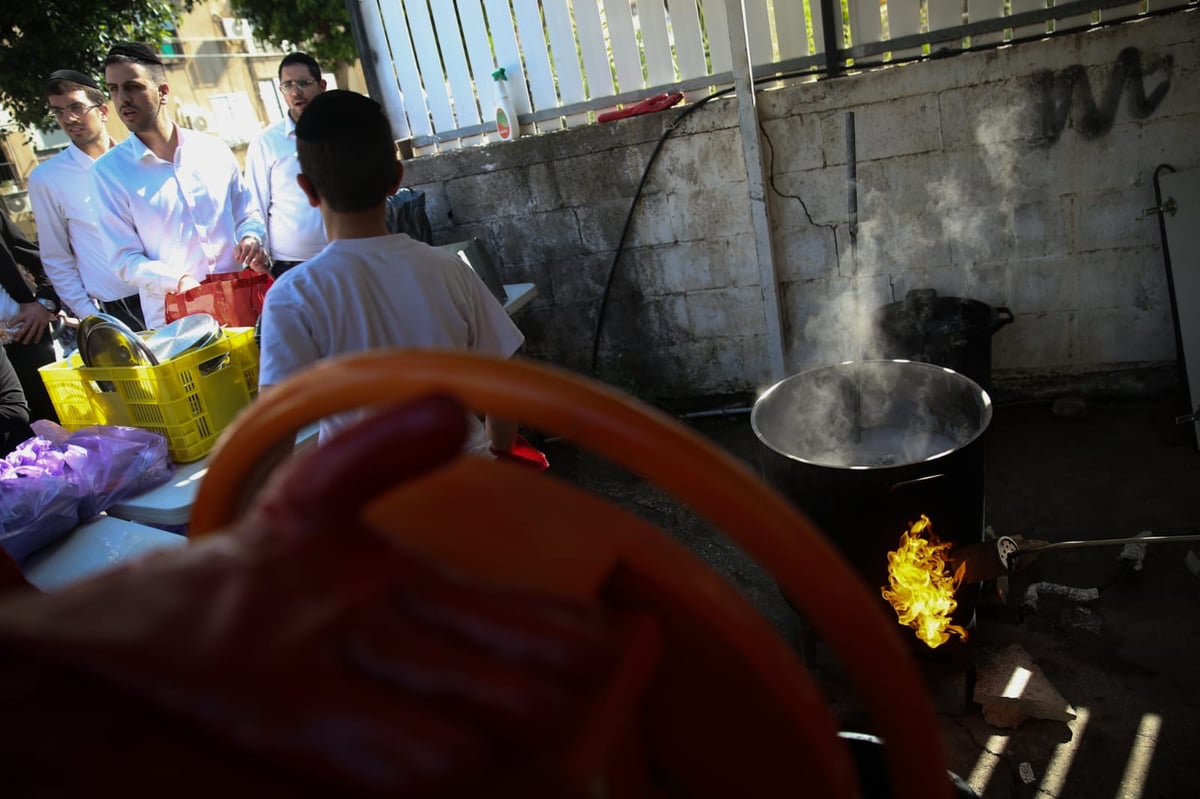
[258,233,525,452]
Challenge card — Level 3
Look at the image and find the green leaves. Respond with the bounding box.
[230,0,356,67]
[0,0,356,134]
[0,0,189,130]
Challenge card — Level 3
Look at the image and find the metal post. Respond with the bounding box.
[820,0,842,78]
[343,0,384,102]
[723,0,787,381]
[343,0,412,143]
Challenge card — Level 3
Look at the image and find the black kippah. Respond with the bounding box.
[106,41,164,66]
[295,90,386,141]
[47,69,100,91]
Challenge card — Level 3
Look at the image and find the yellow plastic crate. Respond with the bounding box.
[39,327,259,463]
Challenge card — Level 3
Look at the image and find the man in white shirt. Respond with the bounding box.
[245,52,328,279]
[28,69,145,331]
[91,42,267,329]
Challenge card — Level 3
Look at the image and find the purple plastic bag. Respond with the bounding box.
[0,422,175,563]
[0,471,84,562]
[65,425,175,519]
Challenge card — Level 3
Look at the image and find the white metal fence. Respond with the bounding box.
[352,0,1191,154]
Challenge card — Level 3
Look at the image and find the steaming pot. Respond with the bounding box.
[751,360,992,626]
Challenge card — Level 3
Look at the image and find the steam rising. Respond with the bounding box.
[769,102,1021,461]
[801,288,882,365]
[752,362,988,469]
[975,103,1025,212]
[928,173,990,262]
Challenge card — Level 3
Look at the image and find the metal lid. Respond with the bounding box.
[142,313,222,363]
[77,313,158,368]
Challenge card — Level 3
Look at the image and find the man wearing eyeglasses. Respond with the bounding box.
[244,53,328,279]
[27,70,145,332]
[91,42,266,329]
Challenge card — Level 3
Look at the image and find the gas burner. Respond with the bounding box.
[996,536,1020,570]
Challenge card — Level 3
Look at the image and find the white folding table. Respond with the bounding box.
[502,282,537,315]
[21,515,187,592]
[105,424,319,528]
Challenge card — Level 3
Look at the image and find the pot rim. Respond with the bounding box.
[751,359,993,472]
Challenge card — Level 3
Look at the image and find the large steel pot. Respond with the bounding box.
[752,360,993,630]
[871,289,1013,391]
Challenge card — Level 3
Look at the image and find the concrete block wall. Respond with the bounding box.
[402,11,1200,403]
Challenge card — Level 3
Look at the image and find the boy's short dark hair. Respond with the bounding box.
[295,90,398,213]
[278,52,321,81]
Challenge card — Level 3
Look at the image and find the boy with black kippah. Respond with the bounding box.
[257,90,524,456]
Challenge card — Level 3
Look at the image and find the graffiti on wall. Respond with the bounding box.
[1034,47,1173,145]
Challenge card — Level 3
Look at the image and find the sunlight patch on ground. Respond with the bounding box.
[966,732,1009,794]
[1116,713,1162,799]
[1039,706,1091,795]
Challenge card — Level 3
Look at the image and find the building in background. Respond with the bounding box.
[0,0,365,241]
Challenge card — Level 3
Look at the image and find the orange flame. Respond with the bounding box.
[881,514,968,649]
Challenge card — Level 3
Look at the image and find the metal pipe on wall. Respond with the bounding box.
[847,111,858,242]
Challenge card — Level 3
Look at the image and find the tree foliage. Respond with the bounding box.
[230,0,357,70]
[0,0,357,133]
[0,0,193,132]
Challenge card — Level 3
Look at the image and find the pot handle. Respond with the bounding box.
[989,306,1015,333]
[889,473,945,493]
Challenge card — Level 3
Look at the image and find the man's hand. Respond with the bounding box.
[172,274,201,295]
[9,301,54,345]
[0,395,615,794]
[233,236,268,272]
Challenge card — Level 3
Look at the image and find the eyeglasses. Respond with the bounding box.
[49,103,100,120]
[279,79,317,93]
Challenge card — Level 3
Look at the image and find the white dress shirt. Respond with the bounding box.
[90,125,266,328]
[244,115,327,263]
[27,142,141,318]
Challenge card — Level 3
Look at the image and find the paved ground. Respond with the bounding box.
[538,392,1200,798]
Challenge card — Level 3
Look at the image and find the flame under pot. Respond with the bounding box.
[751,360,992,631]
